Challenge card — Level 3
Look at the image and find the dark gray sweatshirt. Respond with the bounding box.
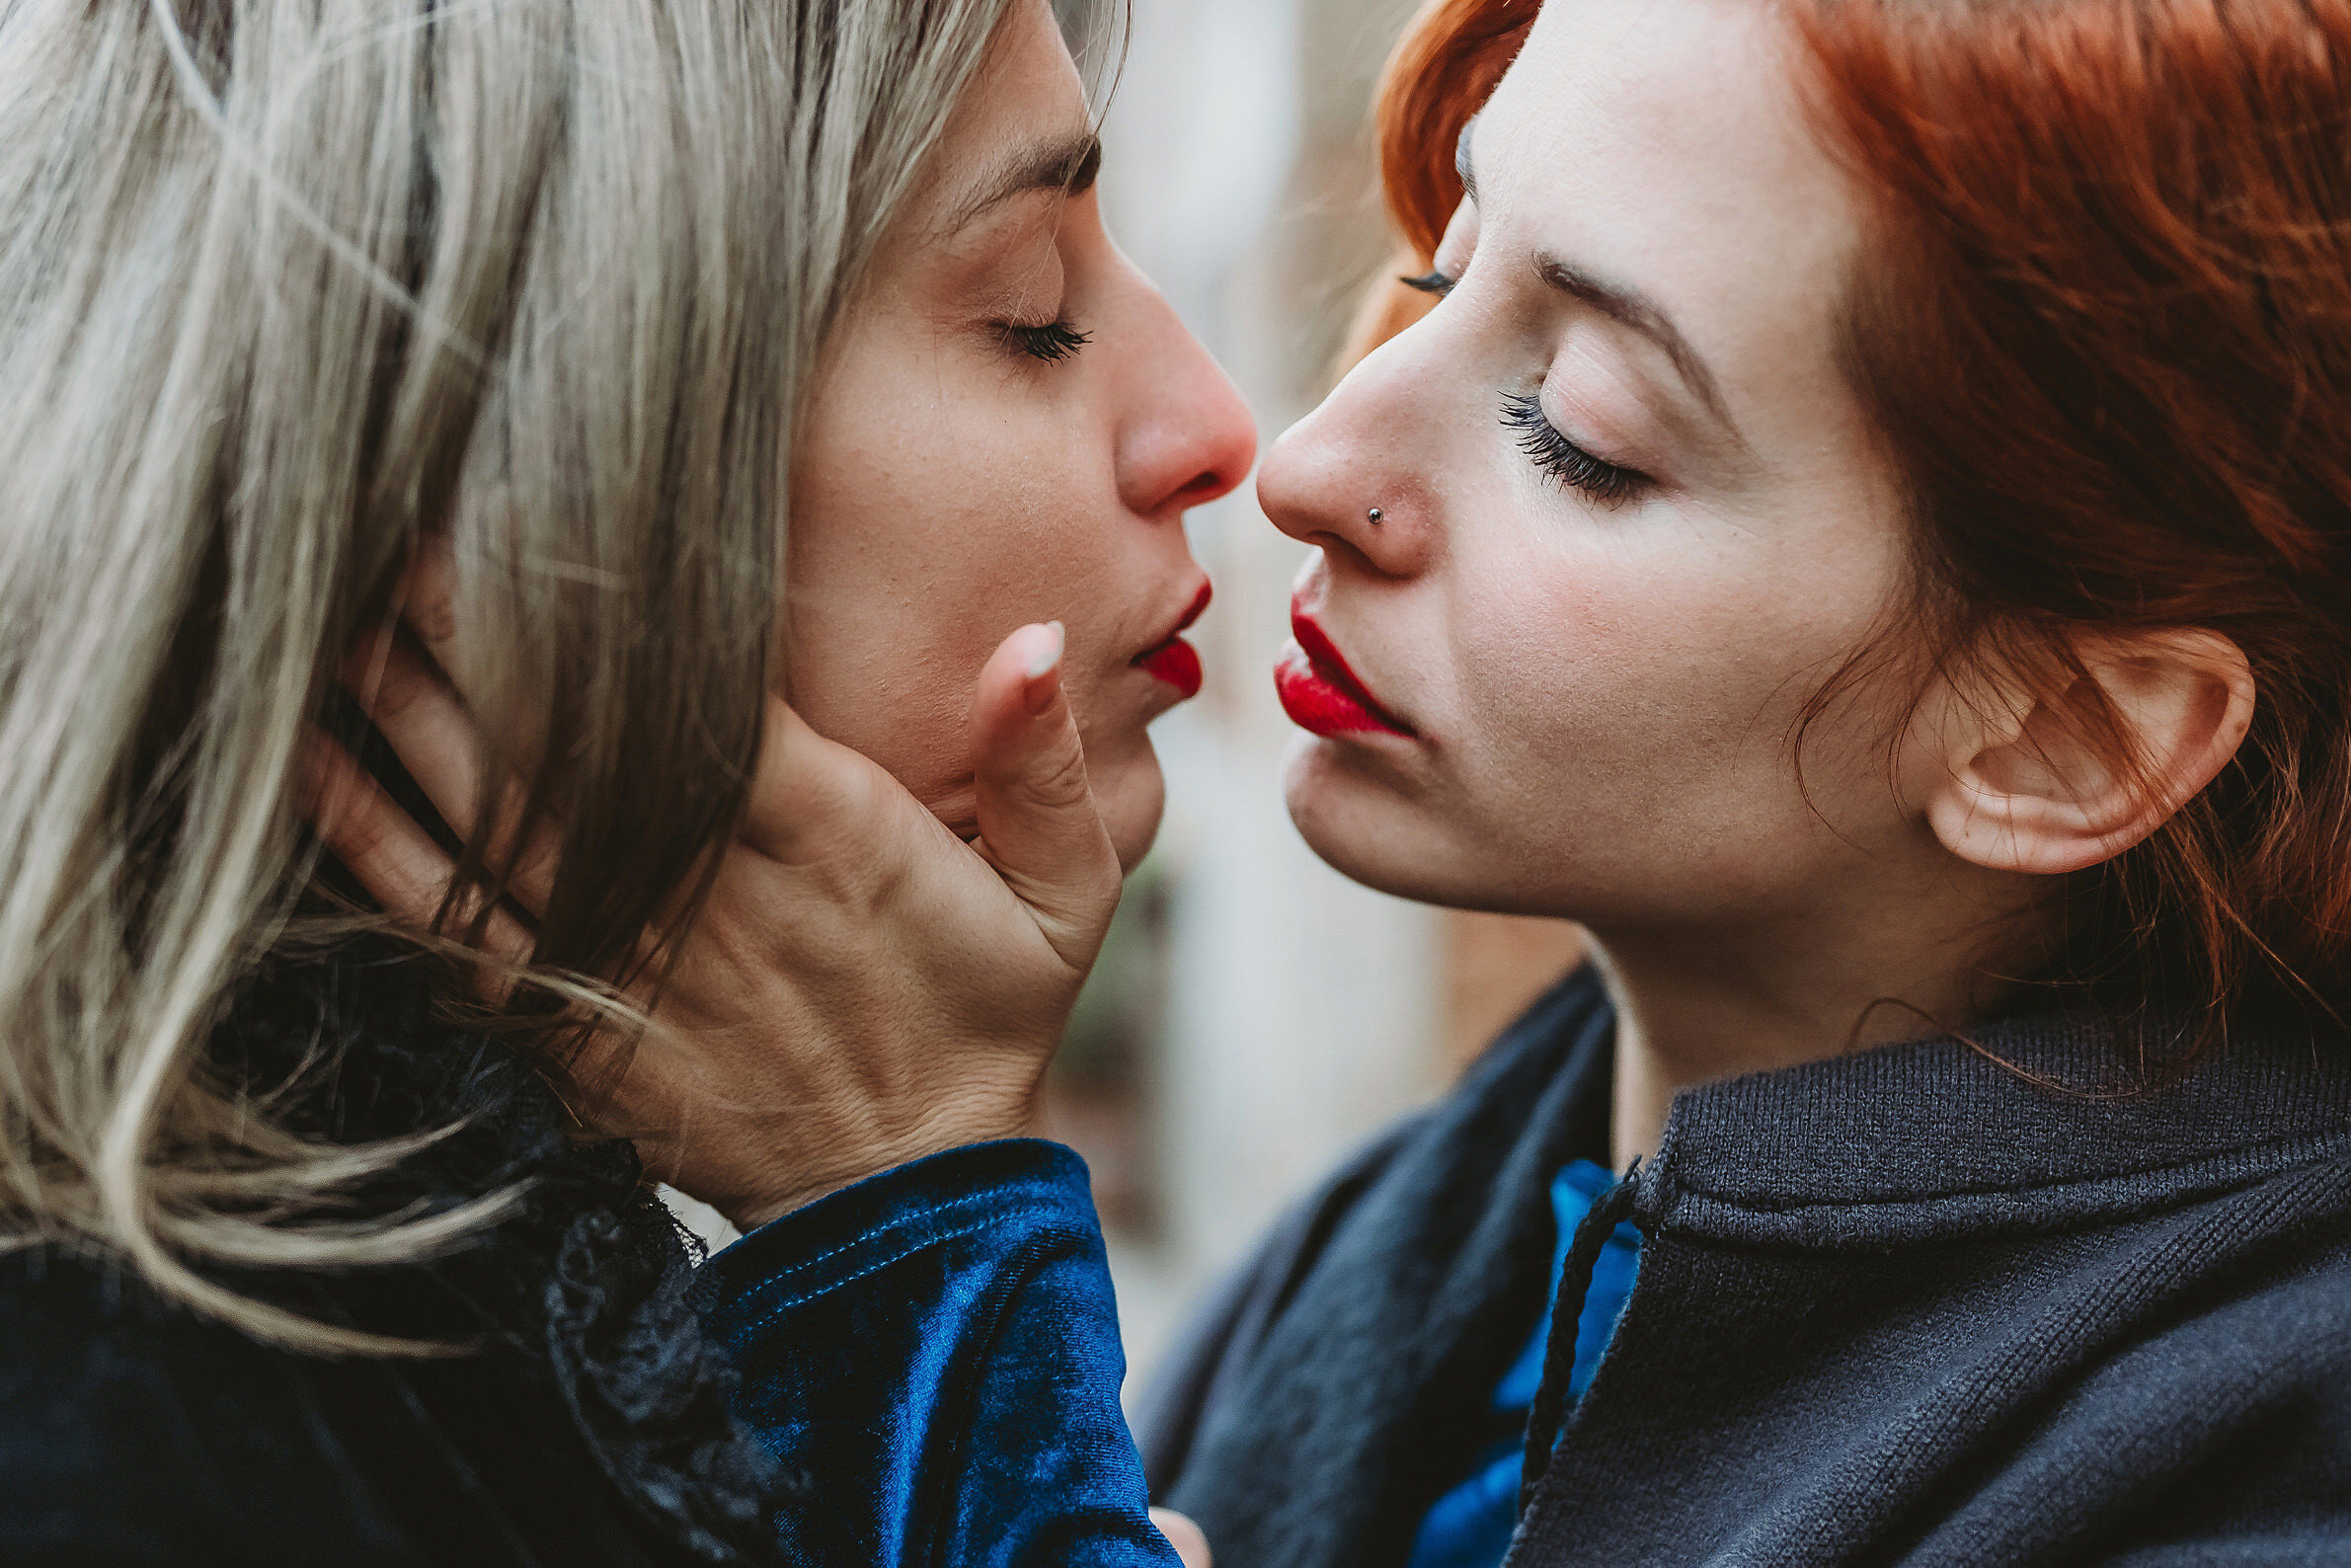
[1138,967,2351,1567]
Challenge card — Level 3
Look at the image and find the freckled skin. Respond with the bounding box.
[786,0,1255,873]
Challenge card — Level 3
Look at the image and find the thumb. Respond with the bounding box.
[971,621,1120,966]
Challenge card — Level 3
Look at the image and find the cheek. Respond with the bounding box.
[786,367,1068,796]
[1437,510,1911,896]
[1447,528,1783,765]
[780,333,1150,817]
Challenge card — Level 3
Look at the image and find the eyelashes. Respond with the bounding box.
[996,318,1092,363]
[1400,270,1648,508]
[1500,392,1646,506]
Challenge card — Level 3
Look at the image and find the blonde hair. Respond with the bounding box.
[0,0,1024,1351]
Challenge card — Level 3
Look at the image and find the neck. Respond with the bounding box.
[1592,869,2051,1173]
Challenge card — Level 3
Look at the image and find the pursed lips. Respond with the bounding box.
[1132,581,1213,699]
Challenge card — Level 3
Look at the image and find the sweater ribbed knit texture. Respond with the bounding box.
[1142,969,2351,1568]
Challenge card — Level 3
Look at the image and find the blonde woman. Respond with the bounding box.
[0,0,1246,1560]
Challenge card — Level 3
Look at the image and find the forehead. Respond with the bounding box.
[1477,0,1861,417]
[903,0,1090,224]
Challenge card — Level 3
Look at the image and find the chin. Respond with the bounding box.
[1281,737,1438,899]
[1281,736,1527,912]
[1092,737,1168,875]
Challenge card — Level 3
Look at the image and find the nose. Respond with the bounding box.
[1113,274,1257,519]
[1259,331,1438,578]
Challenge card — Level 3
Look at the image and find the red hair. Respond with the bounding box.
[1367,0,2351,1030]
[1345,0,1535,361]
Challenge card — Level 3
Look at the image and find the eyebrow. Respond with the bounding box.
[1454,115,1746,447]
[1532,254,1742,439]
[941,130,1103,236]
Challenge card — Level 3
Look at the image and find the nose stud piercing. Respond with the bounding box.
[1368,507,1384,524]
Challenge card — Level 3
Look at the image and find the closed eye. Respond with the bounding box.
[1500,392,1647,506]
[996,318,1091,363]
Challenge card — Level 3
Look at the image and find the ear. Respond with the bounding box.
[1925,629,2254,877]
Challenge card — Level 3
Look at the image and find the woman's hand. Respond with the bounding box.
[300,554,1122,1230]
[1151,1510,1213,1568]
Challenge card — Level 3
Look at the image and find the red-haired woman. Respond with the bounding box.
[1136,1,2351,1564]
[293,0,2351,1564]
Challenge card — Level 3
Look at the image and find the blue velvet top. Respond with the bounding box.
[690,1138,1172,1567]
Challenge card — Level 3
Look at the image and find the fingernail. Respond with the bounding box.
[1022,622,1064,714]
[1024,621,1064,680]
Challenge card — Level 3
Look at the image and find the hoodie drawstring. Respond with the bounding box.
[1519,1162,1641,1513]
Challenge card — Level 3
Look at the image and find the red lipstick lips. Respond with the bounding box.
[1276,604,1414,738]
[1134,582,1212,700]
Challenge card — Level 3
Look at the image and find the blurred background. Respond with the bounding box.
[1038,0,1587,1390]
